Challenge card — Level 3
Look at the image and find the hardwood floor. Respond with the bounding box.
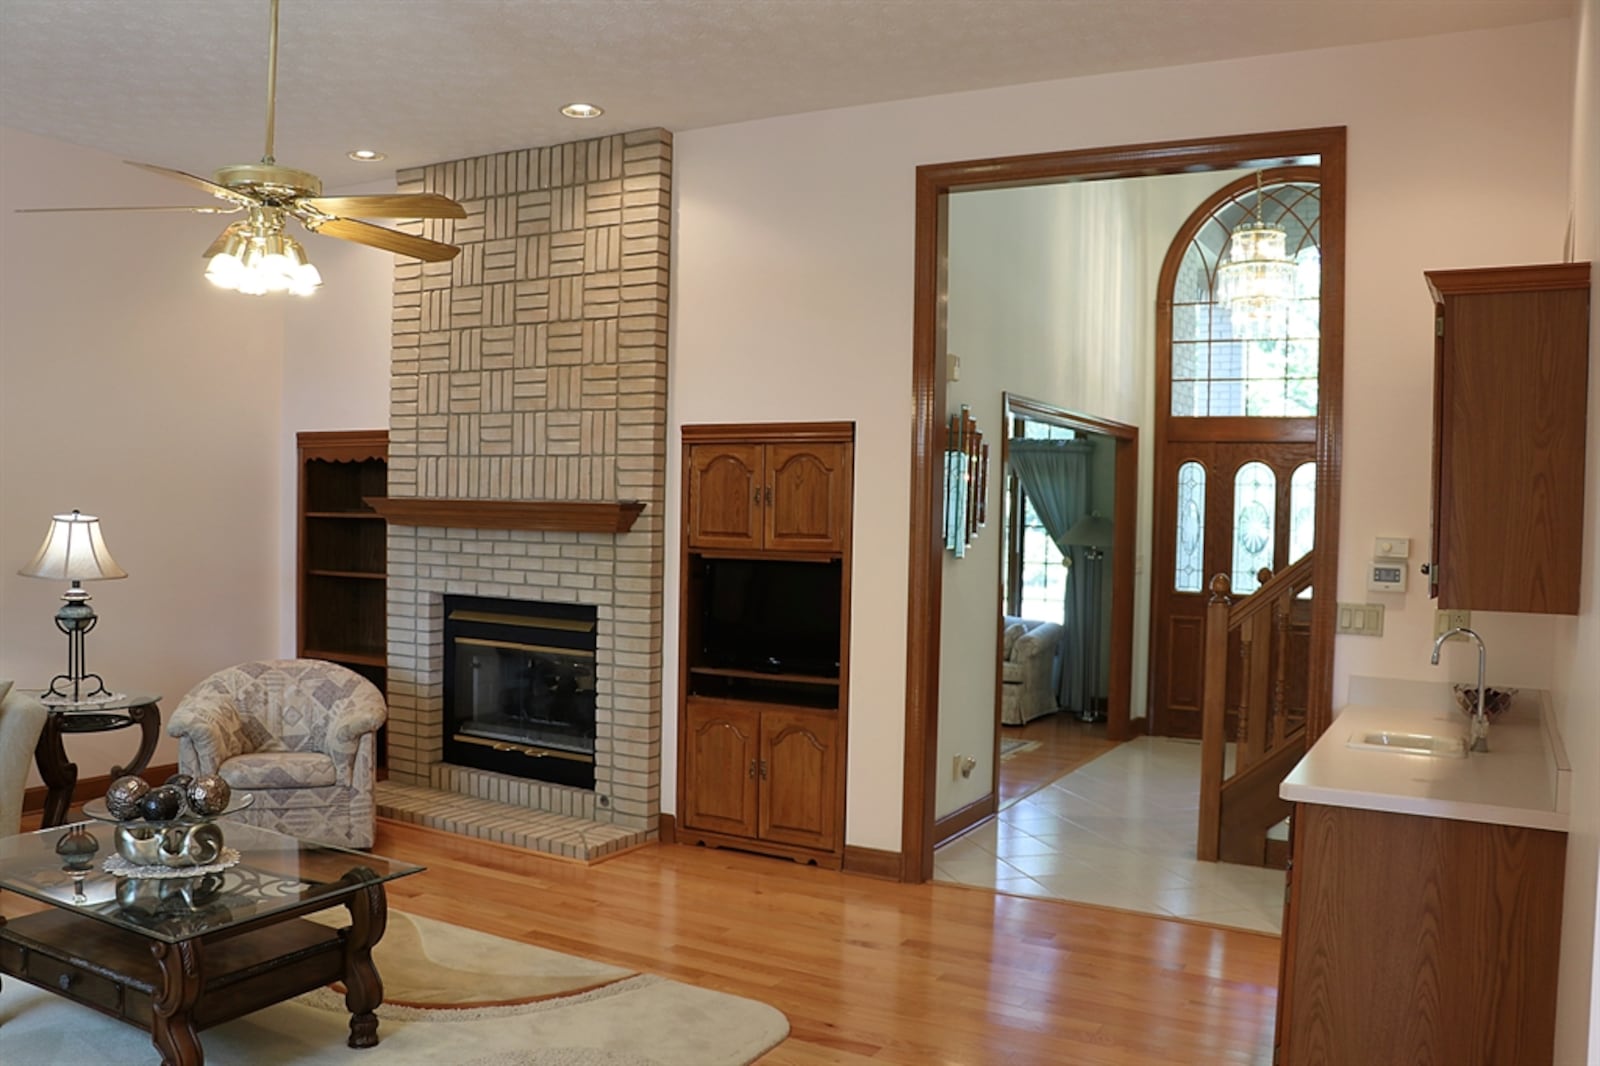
[374,821,1280,1064]
[999,711,1121,808]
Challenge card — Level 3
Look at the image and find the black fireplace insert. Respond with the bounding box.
[442,595,597,789]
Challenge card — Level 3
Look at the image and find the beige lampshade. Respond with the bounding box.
[17,511,128,582]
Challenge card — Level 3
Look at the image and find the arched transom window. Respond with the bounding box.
[1169,181,1321,418]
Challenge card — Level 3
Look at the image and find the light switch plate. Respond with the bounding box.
[1336,602,1385,636]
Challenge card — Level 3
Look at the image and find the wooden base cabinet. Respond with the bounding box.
[681,698,841,860]
[1277,803,1565,1065]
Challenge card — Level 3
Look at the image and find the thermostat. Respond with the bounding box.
[1368,561,1408,593]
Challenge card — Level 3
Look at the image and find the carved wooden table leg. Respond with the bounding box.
[33,715,77,830]
[110,700,162,779]
[341,869,388,1049]
[151,938,205,1066]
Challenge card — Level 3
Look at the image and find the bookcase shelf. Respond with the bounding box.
[298,430,389,766]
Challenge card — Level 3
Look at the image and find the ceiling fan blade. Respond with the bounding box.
[14,204,241,214]
[296,193,466,220]
[125,161,256,206]
[305,216,461,262]
[201,222,247,259]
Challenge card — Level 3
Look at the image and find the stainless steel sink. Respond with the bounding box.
[1346,731,1468,758]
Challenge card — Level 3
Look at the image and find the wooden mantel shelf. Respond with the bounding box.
[364,497,646,533]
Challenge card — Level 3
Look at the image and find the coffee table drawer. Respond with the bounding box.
[9,944,127,1015]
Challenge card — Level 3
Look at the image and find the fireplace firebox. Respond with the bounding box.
[442,595,597,789]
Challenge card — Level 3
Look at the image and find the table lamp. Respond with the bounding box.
[17,510,128,702]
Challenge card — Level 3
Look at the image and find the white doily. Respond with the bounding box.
[102,848,240,878]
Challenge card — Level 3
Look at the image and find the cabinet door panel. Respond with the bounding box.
[758,709,839,852]
[765,443,851,553]
[688,444,764,550]
[682,701,759,837]
[1438,288,1588,612]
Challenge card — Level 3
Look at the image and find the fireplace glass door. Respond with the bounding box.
[443,596,597,789]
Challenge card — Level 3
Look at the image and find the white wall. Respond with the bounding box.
[0,127,284,784]
[1550,0,1600,1059]
[671,20,1576,851]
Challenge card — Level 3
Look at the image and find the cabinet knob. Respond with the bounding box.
[748,759,757,779]
[759,760,769,780]
[764,486,773,505]
[753,489,762,504]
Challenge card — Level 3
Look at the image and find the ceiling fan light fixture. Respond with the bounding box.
[560,102,604,119]
[204,229,319,296]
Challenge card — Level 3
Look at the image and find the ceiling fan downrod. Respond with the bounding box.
[262,0,279,165]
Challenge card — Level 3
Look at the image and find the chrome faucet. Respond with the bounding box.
[1431,626,1489,753]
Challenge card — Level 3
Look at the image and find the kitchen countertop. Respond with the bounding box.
[1280,686,1570,832]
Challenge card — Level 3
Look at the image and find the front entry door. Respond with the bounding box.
[1149,442,1314,738]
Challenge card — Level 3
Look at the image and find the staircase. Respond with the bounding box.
[1197,556,1313,867]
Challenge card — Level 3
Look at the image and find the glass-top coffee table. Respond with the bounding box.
[0,821,423,1065]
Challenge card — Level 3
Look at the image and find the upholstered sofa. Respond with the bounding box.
[167,660,386,848]
[1000,616,1062,725]
[0,681,49,836]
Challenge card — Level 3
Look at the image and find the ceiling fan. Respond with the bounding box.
[18,0,464,295]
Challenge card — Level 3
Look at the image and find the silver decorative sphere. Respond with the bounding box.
[186,773,232,817]
[105,775,151,820]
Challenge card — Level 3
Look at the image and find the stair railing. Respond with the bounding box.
[1197,554,1314,862]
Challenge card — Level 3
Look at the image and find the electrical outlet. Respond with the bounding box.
[1435,608,1472,638]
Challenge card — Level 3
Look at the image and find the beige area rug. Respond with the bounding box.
[0,911,788,1065]
[1000,738,1042,759]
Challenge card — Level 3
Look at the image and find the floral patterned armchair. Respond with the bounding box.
[167,660,386,848]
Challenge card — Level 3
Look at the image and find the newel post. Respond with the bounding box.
[1196,573,1232,862]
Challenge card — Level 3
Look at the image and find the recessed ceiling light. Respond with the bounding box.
[560,103,604,119]
[347,148,387,162]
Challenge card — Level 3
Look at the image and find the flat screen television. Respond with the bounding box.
[697,557,842,678]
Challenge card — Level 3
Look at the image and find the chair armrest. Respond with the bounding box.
[325,689,388,784]
[1013,624,1062,663]
[166,695,250,775]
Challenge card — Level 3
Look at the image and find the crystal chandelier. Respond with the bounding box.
[1215,173,1295,335]
[204,207,322,296]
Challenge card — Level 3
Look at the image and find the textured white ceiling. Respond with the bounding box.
[0,0,1574,191]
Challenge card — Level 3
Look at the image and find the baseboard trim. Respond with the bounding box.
[933,794,995,849]
[842,845,904,881]
[659,813,677,844]
[23,763,180,814]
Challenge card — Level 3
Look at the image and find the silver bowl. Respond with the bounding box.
[113,821,226,867]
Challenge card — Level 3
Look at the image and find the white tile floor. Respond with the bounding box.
[934,736,1286,934]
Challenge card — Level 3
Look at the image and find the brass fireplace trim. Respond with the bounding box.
[454,734,594,764]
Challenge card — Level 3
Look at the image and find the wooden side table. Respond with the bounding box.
[32,691,162,829]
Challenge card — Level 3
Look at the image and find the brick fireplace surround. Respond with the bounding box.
[372,130,671,861]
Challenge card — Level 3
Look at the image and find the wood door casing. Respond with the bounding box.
[682,699,760,837]
[766,442,853,554]
[759,708,839,852]
[687,443,764,550]
[1149,441,1314,738]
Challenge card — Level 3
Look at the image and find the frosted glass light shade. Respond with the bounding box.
[18,511,128,582]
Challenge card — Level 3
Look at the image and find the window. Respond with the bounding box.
[1170,182,1321,418]
[1004,420,1075,620]
[1232,462,1276,594]
[1289,462,1316,563]
[1174,461,1206,592]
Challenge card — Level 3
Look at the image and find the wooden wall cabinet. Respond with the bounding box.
[687,434,853,554]
[1277,802,1565,1065]
[677,422,853,867]
[1425,262,1591,613]
[296,430,388,703]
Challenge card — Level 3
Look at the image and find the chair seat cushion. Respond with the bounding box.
[220,752,338,789]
